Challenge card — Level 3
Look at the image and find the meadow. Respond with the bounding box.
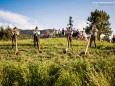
[0,37,115,86]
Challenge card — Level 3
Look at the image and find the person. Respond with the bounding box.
[33,26,40,47]
[12,27,19,48]
[90,24,98,48]
[112,35,115,43]
[76,29,80,39]
[81,30,88,41]
[62,28,65,36]
[44,32,49,38]
[66,27,73,47]
[58,29,61,37]
[72,28,76,37]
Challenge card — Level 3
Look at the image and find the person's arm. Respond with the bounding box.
[12,30,14,35]
[90,29,92,35]
[38,31,40,35]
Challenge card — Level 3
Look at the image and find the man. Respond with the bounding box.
[66,27,73,47]
[12,27,19,48]
[90,24,98,48]
[58,29,61,37]
[33,26,40,47]
[81,30,88,41]
[62,28,65,36]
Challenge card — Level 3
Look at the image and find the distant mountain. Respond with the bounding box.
[20,29,56,35]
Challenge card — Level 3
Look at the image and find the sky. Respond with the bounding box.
[0,0,115,34]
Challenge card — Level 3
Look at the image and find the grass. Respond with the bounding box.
[0,37,115,86]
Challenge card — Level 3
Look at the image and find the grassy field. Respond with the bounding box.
[0,37,115,86]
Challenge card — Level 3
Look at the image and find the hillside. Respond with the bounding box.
[0,38,115,86]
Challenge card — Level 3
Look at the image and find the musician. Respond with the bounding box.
[33,26,40,47]
[12,27,19,48]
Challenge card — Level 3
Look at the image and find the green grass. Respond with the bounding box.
[0,38,115,86]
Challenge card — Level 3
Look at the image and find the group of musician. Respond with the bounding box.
[12,24,99,49]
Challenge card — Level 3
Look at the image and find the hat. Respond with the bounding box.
[35,26,38,30]
[13,27,17,29]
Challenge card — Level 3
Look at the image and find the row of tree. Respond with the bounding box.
[0,26,34,40]
[0,26,12,40]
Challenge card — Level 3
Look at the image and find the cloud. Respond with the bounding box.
[0,10,39,29]
[74,19,88,30]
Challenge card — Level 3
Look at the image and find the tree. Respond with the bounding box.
[0,26,5,39]
[5,26,12,40]
[67,16,73,30]
[0,26,12,40]
[85,9,112,40]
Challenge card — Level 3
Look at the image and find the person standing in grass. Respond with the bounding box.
[66,27,73,47]
[66,16,73,48]
[81,30,88,41]
[62,28,65,36]
[33,26,40,47]
[90,24,98,48]
[58,29,62,37]
[12,27,19,48]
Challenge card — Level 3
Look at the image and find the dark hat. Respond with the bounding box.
[35,26,38,29]
[13,27,17,29]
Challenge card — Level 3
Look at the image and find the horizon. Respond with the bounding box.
[0,0,115,34]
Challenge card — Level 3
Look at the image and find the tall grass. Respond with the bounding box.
[0,38,115,86]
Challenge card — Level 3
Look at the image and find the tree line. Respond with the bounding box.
[0,26,12,40]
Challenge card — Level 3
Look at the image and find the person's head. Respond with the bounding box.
[13,27,19,35]
[69,16,72,19]
[35,26,38,30]
[92,24,96,28]
[13,27,17,29]
[13,27,18,32]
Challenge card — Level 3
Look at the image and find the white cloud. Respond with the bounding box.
[74,19,88,30]
[0,10,40,29]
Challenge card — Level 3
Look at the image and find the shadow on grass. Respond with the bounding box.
[0,44,33,46]
[71,44,86,46]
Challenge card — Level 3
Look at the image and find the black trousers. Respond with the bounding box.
[112,38,115,43]
[12,35,16,48]
[90,35,96,48]
[34,36,38,47]
[67,35,72,47]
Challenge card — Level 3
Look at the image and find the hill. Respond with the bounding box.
[20,29,55,35]
[0,38,115,86]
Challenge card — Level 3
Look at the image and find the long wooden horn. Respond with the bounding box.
[85,35,91,55]
[15,34,20,56]
[38,39,42,53]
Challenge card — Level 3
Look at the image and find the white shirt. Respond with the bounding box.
[12,30,19,35]
[33,31,40,36]
[91,28,98,36]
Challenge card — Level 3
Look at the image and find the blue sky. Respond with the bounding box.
[0,0,115,34]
